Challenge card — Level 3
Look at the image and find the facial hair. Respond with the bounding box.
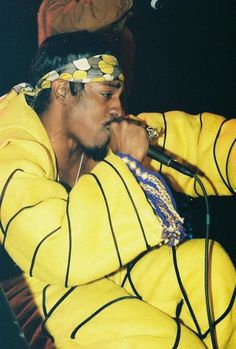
[78,137,110,161]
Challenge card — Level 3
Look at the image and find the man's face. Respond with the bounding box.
[64,80,124,160]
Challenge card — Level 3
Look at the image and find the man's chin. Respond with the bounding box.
[80,140,110,161]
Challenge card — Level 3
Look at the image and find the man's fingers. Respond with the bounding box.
[111,116,146,128]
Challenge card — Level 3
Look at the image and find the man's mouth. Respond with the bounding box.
[104,116,124,130]
[104,119,113,132]
[104,123,111,133]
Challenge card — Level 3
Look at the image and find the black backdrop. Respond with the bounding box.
[1,0,235,116]
[0,0,235,265]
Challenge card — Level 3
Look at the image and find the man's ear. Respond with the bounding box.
[51,80,70,103]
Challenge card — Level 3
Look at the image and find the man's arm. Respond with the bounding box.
[139,111,236,197]
[0,141,163,287]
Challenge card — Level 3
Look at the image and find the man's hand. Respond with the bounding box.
[109,116,149,163]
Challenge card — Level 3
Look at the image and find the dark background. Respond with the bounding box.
[129,0,236,116]
[0,0,235,267]
[1,0,235,116]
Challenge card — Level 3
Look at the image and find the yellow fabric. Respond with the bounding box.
[139,111,236,196]
[0,92,235,348]
[109,240,236,349]
[0,92,163,286]
[25,269,207,349]
[14,240,236,349]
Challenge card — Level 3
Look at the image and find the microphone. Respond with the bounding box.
[147,145,195,178]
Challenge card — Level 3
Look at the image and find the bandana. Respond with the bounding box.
[37,54,124,91]
[15,54,123,98]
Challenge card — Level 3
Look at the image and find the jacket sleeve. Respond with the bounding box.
[0,139,163,287]
[139,111,236,197]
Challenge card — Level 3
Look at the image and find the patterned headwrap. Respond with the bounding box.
[23,54,124,97]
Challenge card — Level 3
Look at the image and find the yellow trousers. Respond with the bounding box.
[23,239,235,348]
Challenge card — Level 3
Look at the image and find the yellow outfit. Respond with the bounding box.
[0,91,235,348]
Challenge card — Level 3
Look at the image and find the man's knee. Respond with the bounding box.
[177,238,234,270]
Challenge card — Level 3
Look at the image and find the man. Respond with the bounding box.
[37,0,135,94]
[0,31,235,348]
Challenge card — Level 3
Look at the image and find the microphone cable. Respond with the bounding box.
[172,174,217,349]
[194,175,218,349]
[147,146,218,348]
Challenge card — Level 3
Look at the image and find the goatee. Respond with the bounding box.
[79,138,110,161]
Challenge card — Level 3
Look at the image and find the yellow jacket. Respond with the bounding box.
[0,91,163,286]
[140,111,236,196]
[0,91,235,288]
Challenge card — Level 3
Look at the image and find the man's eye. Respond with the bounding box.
[101,92,113,99]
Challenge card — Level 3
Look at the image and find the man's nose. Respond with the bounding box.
[109,98,124,118]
